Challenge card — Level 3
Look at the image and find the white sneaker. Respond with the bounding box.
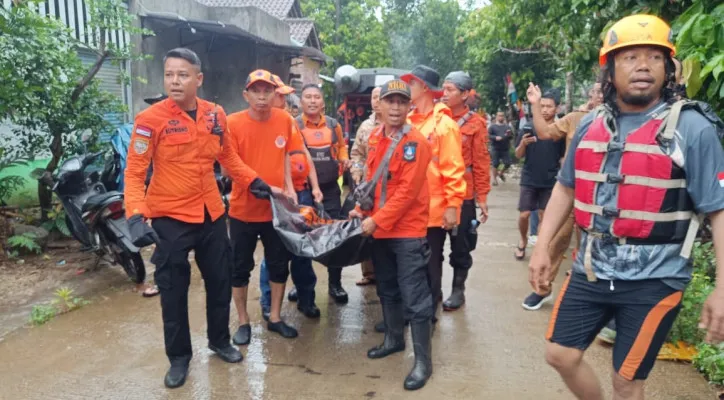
[528,235,537,246]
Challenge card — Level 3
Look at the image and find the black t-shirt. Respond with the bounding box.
[516,124,566,188]
[489,123,512,150]
[186,109,198,121]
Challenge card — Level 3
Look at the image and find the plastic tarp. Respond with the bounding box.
[270,193,371,268]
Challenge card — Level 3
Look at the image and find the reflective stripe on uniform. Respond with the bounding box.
[623,143,665,155]
[577,141,609,152]
[574,171,686,189]
[574,199,692,221]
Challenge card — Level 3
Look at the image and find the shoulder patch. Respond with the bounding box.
[135,125,153,138]
[403,142,417,161]
[133,138,149,155]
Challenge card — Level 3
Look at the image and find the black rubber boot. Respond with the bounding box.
[367,303,405,359]
[404,321,433,390]
[443,269,468,311]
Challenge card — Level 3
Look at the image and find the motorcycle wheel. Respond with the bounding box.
[117,250,146,284]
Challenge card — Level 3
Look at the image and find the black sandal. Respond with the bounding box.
[514,246,526,261]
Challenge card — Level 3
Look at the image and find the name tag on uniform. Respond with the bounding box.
[403,142,417,161]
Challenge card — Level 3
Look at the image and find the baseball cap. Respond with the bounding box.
[379,79,411,100]
[245,69,277,89]
[271,74,295,95]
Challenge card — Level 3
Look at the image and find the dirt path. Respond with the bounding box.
[0,183,715,399]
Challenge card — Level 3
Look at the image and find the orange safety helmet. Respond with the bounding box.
[599,14,676,66]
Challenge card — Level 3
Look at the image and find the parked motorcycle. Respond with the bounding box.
[33,151,147,284]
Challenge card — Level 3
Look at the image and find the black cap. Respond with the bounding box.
[400,65,443,95]
[379,79,411,100]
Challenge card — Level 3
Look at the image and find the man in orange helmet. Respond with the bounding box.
[402,65,466,322]
[529,15,724,399]
[125,48,257,388]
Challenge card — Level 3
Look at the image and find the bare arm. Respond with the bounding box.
[701,210,724,343]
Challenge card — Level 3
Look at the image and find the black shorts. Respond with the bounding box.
[229,219,291,287]
[518,185,553,212]
[491,147,512,169]
[547,273,683,381]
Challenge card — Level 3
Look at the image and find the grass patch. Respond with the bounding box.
[28,287,90,326]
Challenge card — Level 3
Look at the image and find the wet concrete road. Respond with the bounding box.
[0,183,716,399]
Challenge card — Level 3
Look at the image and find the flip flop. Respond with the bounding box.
[514,246,526,261]
[142,285,160,298]
[356,277,376,286]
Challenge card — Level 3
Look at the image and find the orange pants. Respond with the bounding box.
[542,211,576,294]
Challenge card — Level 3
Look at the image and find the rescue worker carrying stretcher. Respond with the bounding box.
[258,75,324,321]
[226,70,301,346]
[402,65,466,322]
[125,48,258,389]
[440,71,491,311]
[298,84,351,304]
[529,15,724,400]
[349,79,434,391]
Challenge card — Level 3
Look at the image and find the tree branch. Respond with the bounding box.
[70,49,110,103]
[497,44,541,55]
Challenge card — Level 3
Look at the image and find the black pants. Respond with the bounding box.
[320,180,343,285]
[427,201,479,300]
[229,219,291,287]
[151,210,232,365]
[449,200,477,270]
[371,238,433,323]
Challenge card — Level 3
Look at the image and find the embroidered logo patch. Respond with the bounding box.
[135,125,152,138]
[168,120,180,126]
[275,135,287,148]
[314,131,323,140]
[403,142,417,161]
[134,139,149,155]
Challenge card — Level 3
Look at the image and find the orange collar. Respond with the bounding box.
[302,113,327,128]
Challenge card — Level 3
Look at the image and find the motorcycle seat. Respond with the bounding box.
[82,191,123,213]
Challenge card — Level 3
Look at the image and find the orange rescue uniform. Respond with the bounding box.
[226,108,301,222]
[408,103,466,227]
[124,97,257,222]
[452,107,491,205]
[299,114,348,183]
[363,125,432,239]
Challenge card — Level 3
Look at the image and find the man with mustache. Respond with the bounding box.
[529,15,724,400]
[298,84,351,304]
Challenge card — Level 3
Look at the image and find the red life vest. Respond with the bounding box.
[573,112,694,243]
[297,116,340,184]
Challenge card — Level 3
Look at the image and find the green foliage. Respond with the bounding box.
[40,204,70,237]
[693,342,724,385]
[385,0,467,75]
[668,242,715,345]
[6,232,41,255]
[27,287,89,326]
[0,149,28,206]
[29,303,57,326]
[673,2,724,116]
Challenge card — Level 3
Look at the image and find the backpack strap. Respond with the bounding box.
[326,116,338,130]
[660,100,686,141]
[295,116,305,132]
[457,111,475,127]
[379,125,412,208]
